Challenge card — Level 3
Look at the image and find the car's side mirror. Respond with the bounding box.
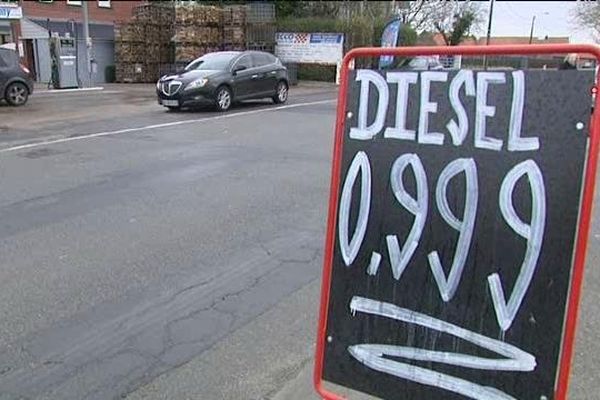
[232,65,247,75]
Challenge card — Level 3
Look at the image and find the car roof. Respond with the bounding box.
[203,51,242,57]
[190,50,275,66]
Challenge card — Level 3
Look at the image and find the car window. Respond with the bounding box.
[233,55,253,71]
[0,49,17,67]
[185,52,238,71]
[251,53,274,67]
[408,58,428,70]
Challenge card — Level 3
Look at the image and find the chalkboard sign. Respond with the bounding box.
[318,69,595,400]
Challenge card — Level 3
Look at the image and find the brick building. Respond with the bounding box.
[15,0,143,84]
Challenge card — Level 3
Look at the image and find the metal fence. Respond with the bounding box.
[246,2,275,24]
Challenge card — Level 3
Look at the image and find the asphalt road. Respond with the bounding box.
[0,86,336,399]
[0,85,597,400]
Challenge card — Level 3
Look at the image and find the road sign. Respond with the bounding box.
[315,45,600,400]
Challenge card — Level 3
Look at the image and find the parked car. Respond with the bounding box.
[404,56,444,71]
[156,51,289,112]
[0,48,33,106]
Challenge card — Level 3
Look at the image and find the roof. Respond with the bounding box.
[420,33,570,46]
[20,18,48,40]
[476,36,570,45]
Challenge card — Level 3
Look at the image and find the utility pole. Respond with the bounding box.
[82,0,92,87]
[482,0,495,70]
[528,15,536,44]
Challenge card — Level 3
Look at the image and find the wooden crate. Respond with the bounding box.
[143,25,161,45]
[173,26,222,45]
[133,3,175,25]
[115,62,145,83]
[115,41,146,63]
[221,43,245,52]
[114,23,145,43]
[222,5,247,27]
[174,44,200,63]
[223,26,245,45]
[174,44,220,63]
[175,4,222,27]
[144,63,160,82]
[116,62,161,83]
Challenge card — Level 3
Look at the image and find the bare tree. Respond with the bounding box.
[398,1,485,44]
[572,2,600,42]
[398,1,442,32]
[430,1,484,45]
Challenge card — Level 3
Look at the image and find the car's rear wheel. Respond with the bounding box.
[5,82,29,106]
[215,86,232,112]
[273,81,288,104]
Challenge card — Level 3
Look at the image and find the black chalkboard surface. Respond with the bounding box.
[321,69,594,400]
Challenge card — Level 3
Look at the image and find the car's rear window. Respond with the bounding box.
[0,49,18,67]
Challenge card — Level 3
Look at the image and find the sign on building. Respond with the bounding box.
[316,66,596,400]
[275,32,344,65]
[0,3,22,20]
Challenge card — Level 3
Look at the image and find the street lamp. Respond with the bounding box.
[483,0,495,70]
[529,12,549,44]
[524,12,549,69]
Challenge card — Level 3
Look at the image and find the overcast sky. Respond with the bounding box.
[479,1,595,43]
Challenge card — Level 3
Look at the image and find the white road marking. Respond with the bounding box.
[34,90,123,97]
[32,87,105,95]
[0,99,336,155]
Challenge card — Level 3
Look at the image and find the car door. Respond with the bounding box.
[251,53,277,96]
[0,50,10,93]
[231,54,255,99]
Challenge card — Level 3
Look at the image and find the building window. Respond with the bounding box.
[98,0,111,8]
[38,0,54,3]
[66,0,82,6]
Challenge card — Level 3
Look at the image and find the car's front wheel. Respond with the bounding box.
[5,82,29,106]
[215,86,232,112]
[273,81,288,104]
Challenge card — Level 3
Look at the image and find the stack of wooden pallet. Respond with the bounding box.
[173,4,223,63]
[114,2,278,82]
[115,3,174,83]
[222,5,246,51]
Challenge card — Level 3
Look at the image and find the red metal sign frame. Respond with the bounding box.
[314,44,600,400]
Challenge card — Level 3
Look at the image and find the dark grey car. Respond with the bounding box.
[156,51,289,111]
[0,48,33,106]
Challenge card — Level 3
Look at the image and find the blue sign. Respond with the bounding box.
[310,33,343,44]
[0,5,22,20]
[379,18,402,69]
